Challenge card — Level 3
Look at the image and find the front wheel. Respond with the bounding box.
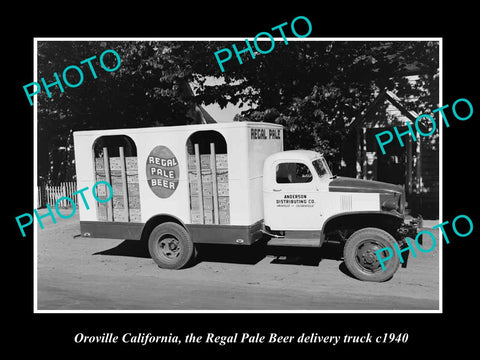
[343,227,400,282]
[148,222,195,269]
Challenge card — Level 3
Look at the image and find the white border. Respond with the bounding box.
[33,37,443,314]
[438,38,443,314]
[33,41,39,313]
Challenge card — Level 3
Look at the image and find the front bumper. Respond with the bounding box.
[401,215,423,237]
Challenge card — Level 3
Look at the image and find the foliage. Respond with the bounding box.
[197,41,439,168]
[37,41,220,183]
[37,40,439,183]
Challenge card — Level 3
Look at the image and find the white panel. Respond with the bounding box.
[73,122,283,227]
[247,124,284,224]
[351,192,380,212]
[75,180,98,221]
[73,133,97,221]
[224,126,250,225]
[133,130,192,224]
[320,192,380,222]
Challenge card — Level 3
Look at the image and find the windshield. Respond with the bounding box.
[312,157,332,178]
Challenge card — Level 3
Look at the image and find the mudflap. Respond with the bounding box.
[397,215,423,268]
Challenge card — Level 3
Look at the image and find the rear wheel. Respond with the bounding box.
[148,222,195,269]
[343,227,400,282]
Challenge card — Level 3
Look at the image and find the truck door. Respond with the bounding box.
[264,161,323,231]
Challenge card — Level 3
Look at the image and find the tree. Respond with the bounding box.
[194,41,439,168]
[36,40,222,183]
[36,40,439,183]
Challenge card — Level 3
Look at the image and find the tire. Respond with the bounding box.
[343,227,400,282]
[148,222,195,270]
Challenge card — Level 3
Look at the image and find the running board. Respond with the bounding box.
[266,230,322,247]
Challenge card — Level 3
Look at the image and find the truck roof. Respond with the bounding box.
[73,121,283,137]
[266,149,322,163]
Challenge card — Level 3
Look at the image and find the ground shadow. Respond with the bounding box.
[268,247,324,266]
[195,241,344,267]
[194,244,266,266]
[93,240,150,258]
[92,239,345,268]
[338,262,357,279]
[337,261,396,282]
[268,242,343,266]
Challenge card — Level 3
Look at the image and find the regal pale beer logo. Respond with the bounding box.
[146,145,179,198]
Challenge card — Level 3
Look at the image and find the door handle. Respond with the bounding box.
[273,188,281,192]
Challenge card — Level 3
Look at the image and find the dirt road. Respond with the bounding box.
[36,211,440,311]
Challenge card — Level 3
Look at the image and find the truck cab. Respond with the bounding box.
[262,150,420,282]
[263,150,333,232]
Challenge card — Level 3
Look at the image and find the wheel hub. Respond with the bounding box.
[158,236,181,259]
[356,241,383,271]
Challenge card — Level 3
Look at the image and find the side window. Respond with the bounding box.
[276,162,312,184]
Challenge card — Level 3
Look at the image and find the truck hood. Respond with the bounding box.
[328,177,402,194]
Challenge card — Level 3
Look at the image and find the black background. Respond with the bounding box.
[7,4,478,356]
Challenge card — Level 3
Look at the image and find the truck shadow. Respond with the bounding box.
[194,244,266,265]
[195,241,344,267]
[92,240,349,272]
[264,244,358,280]
[266,242,342,266]
[93,240,150,258]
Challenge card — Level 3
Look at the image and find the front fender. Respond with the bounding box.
[320,210,404,242]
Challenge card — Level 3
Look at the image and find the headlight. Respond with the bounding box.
[380,193,400,211]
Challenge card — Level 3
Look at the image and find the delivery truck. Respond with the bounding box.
[73,121,421,282]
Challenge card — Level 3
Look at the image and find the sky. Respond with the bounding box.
[192,76,256,123]
[203,102,239,123]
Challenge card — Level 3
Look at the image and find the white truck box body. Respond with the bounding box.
[73,122,283,234]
